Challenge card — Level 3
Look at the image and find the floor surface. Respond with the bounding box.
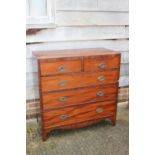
[27,103,129,155]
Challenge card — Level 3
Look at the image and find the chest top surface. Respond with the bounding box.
[33,48,120,60]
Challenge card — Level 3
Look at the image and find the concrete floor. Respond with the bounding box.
[27,102,129,155]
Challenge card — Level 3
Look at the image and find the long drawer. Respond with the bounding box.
[41,70,119,92]
[42,84,118,110]
[43,100,116,129]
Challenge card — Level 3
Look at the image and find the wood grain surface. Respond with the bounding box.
[33,48,120,141]
[33,48,120,60]
[41,70,119,92]
[43,100,116,129]
[42,84,118,110]
[84,54,120,71]
[40,59,81,76]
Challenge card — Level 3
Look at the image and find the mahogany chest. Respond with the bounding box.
[33,48,121,141]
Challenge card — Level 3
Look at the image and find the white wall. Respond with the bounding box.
[26,0,129,100]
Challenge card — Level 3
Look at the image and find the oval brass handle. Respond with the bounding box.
[59,114,69,120]
[58,65,65,72]
[97,76,105,81]
[98,63,106,69]
[59,97,67,102]
[96,107,104,113]
[96,91,104,97]
[59,80,68,86]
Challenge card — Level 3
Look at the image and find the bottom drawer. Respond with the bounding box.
[43,100,116,129]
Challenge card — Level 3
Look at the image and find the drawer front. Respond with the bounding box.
[42,84,118,110]
[40,59,81,76]
[84,55,120,72]
[43,100,116,128]
[41,70,119,92]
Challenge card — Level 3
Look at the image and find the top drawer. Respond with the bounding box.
[40,58,82,76]
[84,55,120,72]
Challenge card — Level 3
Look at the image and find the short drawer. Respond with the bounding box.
[42,84,118,110]
[41,70,119,92]
[84,54,120,72]
[40,59,81,76]
[43,100,116,128]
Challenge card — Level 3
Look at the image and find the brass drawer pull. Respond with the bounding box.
[97,76,105,81]
[96,107,104,113]
[98,63,106,69]
[58,65,65,72]
[59,114,69,120]
[59,80,68,86]
[59,97,67,102]
[96,91,104,97]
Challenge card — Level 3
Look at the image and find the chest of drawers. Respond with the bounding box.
[33,48,121,141]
